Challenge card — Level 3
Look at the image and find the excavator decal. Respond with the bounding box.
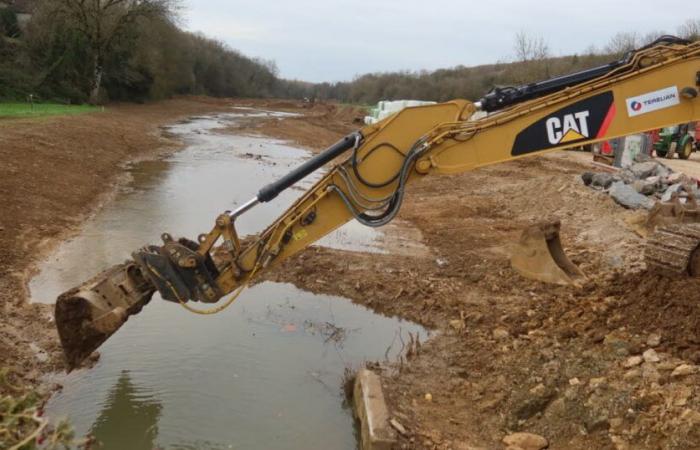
[511,91,614,156]
[625,86,680,117]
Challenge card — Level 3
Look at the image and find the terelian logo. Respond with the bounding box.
[546,111,590,145]
[630,101,643,112]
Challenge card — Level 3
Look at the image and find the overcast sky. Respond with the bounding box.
[182,0,692,82]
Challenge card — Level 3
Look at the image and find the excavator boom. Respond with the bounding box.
[56,37,700,369]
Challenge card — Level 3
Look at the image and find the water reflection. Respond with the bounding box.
[90,371,162,450]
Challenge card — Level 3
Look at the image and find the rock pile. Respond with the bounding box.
[581,155,699,210]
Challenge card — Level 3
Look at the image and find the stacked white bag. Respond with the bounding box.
[364,100,437,125]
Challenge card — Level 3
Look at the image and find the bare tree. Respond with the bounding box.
[49,0,177,103]
[583,44,599,56]
[604,31,639,55]
[513,31,550,62]
[641,30,667,46]
[511,31,551,83]
[677,19,700,41]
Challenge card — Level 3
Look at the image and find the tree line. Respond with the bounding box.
[282,20,700,105]
[0,0,280,103]
[0,4,697,106]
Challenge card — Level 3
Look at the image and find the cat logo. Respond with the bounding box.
[545,111,590,145]
[512,91,614,157]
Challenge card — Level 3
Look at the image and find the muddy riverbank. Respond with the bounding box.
[10,103,424,449]
[0,98,241,391]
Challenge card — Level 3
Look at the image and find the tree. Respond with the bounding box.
[513,31,549,62]
[512,31,551,82]
[47,0,177,103]
[678,19,700,41]
[641,30,666,46]
[0,7,20,38]
[605,32,639,55]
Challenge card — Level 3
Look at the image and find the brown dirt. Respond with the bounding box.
[0,96,235,393]
[6,98,700,449]
[251,114,700,449]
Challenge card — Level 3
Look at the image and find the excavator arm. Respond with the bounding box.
[56,37,700,368]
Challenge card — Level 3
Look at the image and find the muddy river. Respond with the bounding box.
[30,109,425,449]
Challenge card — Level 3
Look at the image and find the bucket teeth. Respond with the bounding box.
[510,219,585,286]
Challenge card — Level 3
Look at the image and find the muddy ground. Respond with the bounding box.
[4,99,700,449]
[247,109,700,449]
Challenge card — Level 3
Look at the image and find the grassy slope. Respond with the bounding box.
[0,103,100,118]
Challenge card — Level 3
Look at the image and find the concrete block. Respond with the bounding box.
[353,369,397,450]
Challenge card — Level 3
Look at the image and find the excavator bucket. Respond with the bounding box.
[510,220,585,286]
[55,262,155,370]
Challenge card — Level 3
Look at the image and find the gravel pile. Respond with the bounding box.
[582,155,699,210]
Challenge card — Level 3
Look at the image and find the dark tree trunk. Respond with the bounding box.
[89,53,104,105]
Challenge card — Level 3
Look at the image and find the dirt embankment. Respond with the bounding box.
[251,112,700,449]
[0,97,236,393]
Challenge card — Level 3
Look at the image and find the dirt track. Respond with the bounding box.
[4,100,700,449]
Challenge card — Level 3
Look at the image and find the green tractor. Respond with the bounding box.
[654,122,699,160]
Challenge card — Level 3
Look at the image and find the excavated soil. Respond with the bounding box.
[5,99,700,449]
[251,111,700,449]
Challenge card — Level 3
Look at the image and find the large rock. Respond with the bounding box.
[632,179,658,195]
[581,172,594,186]
[353,369,397,450]
[630,161,659,179]
[609,181,655,209]
[661,183,684,202]
[629,160,673,180]
[502,432,548,450]
[655,163,672,179]
[582,172,617,189]
[592,172,615,189]
[618,169,637,184]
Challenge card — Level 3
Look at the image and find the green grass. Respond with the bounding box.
[0,102,100,118]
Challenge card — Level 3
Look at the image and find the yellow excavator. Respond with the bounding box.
[56,36,700,369]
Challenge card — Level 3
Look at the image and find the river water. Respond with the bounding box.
[30,109,425,450]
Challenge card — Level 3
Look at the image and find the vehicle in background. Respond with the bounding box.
[653,122,699,159]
